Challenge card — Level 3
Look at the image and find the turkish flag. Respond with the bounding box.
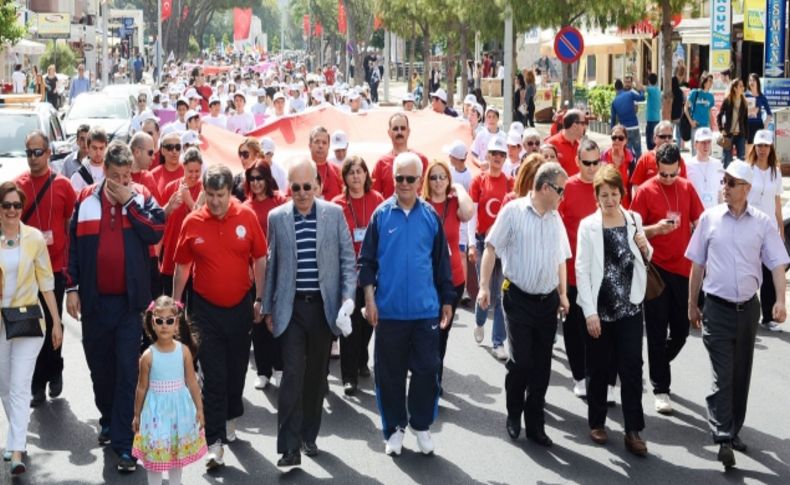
[338,1,347,35]
[373,16,383,31]
[233,8,253,41]
[303,15,310,38]
[314,22,323,37]
[161,0,171,21]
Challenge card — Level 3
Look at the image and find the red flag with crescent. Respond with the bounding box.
[233,8,253,41]
[161,0,172,21]
[303,15,310,38]
[338,1,347,34]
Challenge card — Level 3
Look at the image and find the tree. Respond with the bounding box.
[0,0,26,46]
[655,1,694,117]
[207,33,217,53]
[39,41,77,76]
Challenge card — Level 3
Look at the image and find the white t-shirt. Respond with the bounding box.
[472,128,504,158]
[270,160,288,193]
[451,165,473,248]
[161,120,186,136]
[685,156,723,209]
[226,112,256,134]
[288,97,306,113]
[202,115,227,129]
[748,165,783,228]
[12,71,26,94]
[502,157,521,178]
[251,102,268,115]
[71,163,105,193]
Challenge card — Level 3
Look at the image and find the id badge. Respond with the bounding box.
[353,227,367,243]
[701,192,714,205]
[43,230,54,246]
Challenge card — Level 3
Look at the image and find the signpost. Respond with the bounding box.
[35,13,71,39]
[764,0,787,77]
[710,0,731,72]
[763,78,790,108]
[553,26,584,64]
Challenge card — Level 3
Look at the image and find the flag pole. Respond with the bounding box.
[157,0,162,84]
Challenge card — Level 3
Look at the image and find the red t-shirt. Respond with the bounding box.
[159,180,203,276]
[131,170,161,205]
[174,199,268,307]
[316,162,344,201]
[601,148,635,208]
[332,190,384,255]
[243,192,288,238]
[558,175,598,286]
[324,68,335,86]
[15,169,77,273]
[428,197,465,286]
[371,151,430,198]
[196,85,212,112]
[630,177,705,277]
[546,132,580,177]
[470,172,513,236]
[151,163,185,205]
[97,192,126,295]
[630,150,688,187]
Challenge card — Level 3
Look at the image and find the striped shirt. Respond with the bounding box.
[486,194,571,294]
[294,204,320,292]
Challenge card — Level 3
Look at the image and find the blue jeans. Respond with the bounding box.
[626,127,642,161]
[645,121,658,151]
[474,236,506,347]
[721,134,746,168]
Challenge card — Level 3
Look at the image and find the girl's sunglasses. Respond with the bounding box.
[153,316,177,326]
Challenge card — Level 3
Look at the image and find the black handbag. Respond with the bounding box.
[2,305,44,339]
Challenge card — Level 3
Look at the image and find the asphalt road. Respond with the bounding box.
[2,298,790,484]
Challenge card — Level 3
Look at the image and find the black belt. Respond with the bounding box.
[706,294,755,312]
[295,291,322,303]
[505,279,557,301]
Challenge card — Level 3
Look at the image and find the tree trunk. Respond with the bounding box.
[446,35,456,107]
[421,22,431,109]
[660,0,674,119]
[407,21,416,91]
[459,24,468,98]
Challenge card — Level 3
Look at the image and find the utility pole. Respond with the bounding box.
[384,31,390,103]
[156,0,162,83]
[101,0,109,88]
[503,6,513,127]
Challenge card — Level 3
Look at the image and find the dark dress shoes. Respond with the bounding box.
[506,417,521,440]
[277,450,301,468]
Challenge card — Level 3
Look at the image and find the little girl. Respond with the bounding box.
[132,295,206,485]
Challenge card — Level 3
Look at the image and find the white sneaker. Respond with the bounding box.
[473,325,484,344]
[331,340,341,358]
[573,379,586,398]
[206,440,224,469]
[654,393,673,415]
[226,419,237,442]
[494,345,508,361]
[254,375,269,390]
[411,428,435,455]
[385,428,405,456]
[761,321,783,332]
[607,385,616,405]
[272,370,283,388]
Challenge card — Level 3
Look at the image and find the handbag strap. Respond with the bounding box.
[22,173,56,223]
[624,210,649,265]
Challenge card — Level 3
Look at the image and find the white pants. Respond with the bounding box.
[0,323,44,452]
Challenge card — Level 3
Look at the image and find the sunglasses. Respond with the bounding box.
[657,134,673,140]
[721,178,748,188]
[524,141,539,147]
[395,175,419,184]
[153,316,177,326]
[580,159,600,167]
[291,182,313,193]
[429,174,448,181]
[548,183,564,196]
[659,171,679,178]
[611,135,626,142]
[248,174,266,182]
[1,202,23,210]
[25,148,46,158]
[238,150,251,159]
[162,143,182,152]
[144,149,154,156]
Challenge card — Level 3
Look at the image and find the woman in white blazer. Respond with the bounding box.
[575,165,653,456]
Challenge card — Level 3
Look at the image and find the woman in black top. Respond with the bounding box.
[44,65,59,109]
[716,79,749,167]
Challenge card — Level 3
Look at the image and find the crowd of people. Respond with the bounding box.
[0,56,786,482]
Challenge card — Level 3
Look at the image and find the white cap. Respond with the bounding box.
[402,92,415,103]
[153,89,162,97]
[330,130,349,150]
[429,88,448,103]
[273,92,286,102]
[185,88,201,100]
[261,136,276,154]
[463,94,477,105]
[722,159,753,184]
[472,103,484,117]
[485,106,500,117]
[185,110,200,121]
[180,130,200,146]
[289,83,301,92]
[443,140,468,160]
[233,91,246,102]
[754,129,774,145]
[522,127,541,141]
[208,95,221,105]
[176,96,189,107]
[256,88,267,97]
[487,135,507,153]
[348,91,361,101]
[506,131,522,146]
[509,122,525,136]
[311,88,324,101]
[139,110,159,123]
[694,127,713,142]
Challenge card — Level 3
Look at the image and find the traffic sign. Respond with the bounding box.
[554,26,584,64]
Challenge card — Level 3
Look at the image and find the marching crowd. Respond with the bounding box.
[0,59,787,482]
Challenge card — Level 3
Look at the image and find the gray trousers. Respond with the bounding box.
[702,295,759,443]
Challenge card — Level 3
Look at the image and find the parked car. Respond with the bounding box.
[103,83,153,109]
[62,92,132,143]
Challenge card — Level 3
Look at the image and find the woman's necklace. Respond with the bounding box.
[0,229,20,247]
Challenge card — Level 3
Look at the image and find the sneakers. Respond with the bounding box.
[226,419,237,442]
[607,385,616,406]
[385,428,405,456]
[760,321,783,332]
[98,426,111,445]
[254,375,269,390]
[411,428,435,455]
[206,440,224,470]
[272,370,283,388]
[116,452,136,473]
[493,345,508,361]
[654,393,673,415]
[330,340,340,358]
[573,379,586,398]
[473,325,484,344]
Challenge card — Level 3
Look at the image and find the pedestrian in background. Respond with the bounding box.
[716,79,748,167]
[645,73,661,151]
[683,73,714,156]
[745,74,773,153]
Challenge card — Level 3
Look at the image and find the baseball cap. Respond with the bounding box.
[330,130,349,150]
[754,129,774,145]
[311,88,324,101]
[233,91,246,102]
[402,92,415,103]
[180,130,200,146]
[509,122,524,136]
[208,95,221,106]
[463,94,477,105]
[487,135,507,154]
[273,92,286,102]
[138,110,159,124]
[472,103,484,117]
[429,88,448,103]
[185,110,200,121]
[185,88,201,100]
[348,91,361,101]
[443,140,468,160]
[485,106,500,117]
[722,159,753,184]
[176,97,189,108]
[694,127,713,142]
[506,131,522,146]
[261,136,276,154]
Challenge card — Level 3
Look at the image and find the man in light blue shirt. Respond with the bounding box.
[645,73,662,150]
[610,76,645,159]
[69,64,90,103]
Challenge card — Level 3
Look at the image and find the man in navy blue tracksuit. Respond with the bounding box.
[359,152,455,457]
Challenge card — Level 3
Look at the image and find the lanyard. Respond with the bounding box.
[347,194,367,228]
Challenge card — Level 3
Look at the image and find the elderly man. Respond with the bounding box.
[546,109,587,177]
[478,162,571,447]
[264,158,356,468]
[150,132,184,202]
[686,160,789,469]
[69,64,91,102]
[371,113,429,198]
[359,152,455,456]
[630,121,688,188]
[66,141,164,473]
[173,165,268,470]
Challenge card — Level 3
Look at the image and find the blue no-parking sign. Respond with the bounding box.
[554,26,584,64]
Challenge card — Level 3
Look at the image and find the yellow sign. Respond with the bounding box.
[712,51,731,71]
[36,13,71,38]
[744,0,766,43]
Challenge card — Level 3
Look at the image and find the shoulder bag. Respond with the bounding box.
[2,305,44,339]
[626,211,664,300]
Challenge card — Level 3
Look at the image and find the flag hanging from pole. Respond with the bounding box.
[162,0,172,21]
[314,22,323,37]
[338,1,347,34]
[373,16,383,31]
[303,15,311,38]
[233,8,253,41]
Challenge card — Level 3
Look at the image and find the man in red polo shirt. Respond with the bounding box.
[17,130,77,406]
[546,109,586,177]
[372,112,429,198]
[150,132,185,204]
[308,126,344,201]
[630,121,687,189]
[173,164,267,470]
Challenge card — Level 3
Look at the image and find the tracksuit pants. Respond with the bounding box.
[32,272,65,392]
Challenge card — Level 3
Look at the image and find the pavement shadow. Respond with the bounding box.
[390,449,485,485]
[26,398,99,467]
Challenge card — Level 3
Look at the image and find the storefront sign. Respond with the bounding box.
[763,78,790,108]
[743,0,766,43]
[710,0,732,72]
[36,13,71,39]
[764,0,787,77]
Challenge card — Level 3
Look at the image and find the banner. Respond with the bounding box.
[338,1,347,35]
[743,0,766,43]
[710,0,732,72]
[233,7,253,41]
[314,22,323,37]
[162,0,171,22]
[764,0,787,77]
[303,14,310,38]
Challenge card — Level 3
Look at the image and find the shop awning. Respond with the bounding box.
[540,32,626,57]
[676,15,745,46]
[7,39,46,56]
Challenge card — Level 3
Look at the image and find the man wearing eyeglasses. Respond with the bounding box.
[150,132,185,203]
[630,121,688,189]
[630,143,704,416]
[372,113,429,198]
[263,158,356,468]
[359,152,455,456]
[478,162,572,447]
[16,131,77,407]
[546,109,586,177]
[686,160,789,469]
